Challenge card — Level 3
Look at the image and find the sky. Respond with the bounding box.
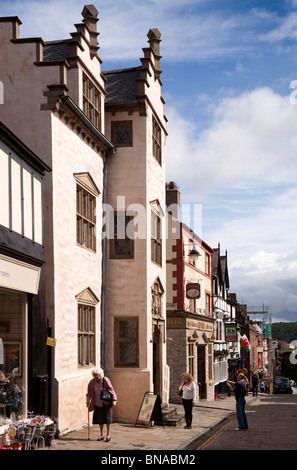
[1,0,297,323]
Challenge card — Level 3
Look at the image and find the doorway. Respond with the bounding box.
[197,345,206,399]
[153,324,162,398]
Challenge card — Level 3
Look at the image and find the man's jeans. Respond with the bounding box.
[236,397,248,429]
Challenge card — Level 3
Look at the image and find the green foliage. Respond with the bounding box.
[271,322,297,344]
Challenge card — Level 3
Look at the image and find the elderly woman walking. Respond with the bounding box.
[86,368,117,442]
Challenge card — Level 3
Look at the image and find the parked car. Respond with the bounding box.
[274,377,293,394]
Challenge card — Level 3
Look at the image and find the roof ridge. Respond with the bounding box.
[103,66,141,74]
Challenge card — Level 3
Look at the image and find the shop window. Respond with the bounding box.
[188,342,194,377]
[208,344,213,380]
[114,317,139,367]
[0,290,27,416]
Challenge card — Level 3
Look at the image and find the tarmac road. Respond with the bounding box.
[197,392,297,450]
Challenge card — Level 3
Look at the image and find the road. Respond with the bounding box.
[197,391,297,450]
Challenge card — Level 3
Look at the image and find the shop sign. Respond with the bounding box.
[0,253,40,294]
[46,337,57,347]
[260,324,271,338]
[225,323,237,342]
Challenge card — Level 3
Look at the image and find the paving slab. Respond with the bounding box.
[45,394,257,451]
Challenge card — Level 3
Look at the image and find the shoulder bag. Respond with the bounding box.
[100,378,112,403]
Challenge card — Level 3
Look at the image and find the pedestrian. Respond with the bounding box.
[260,381,265,393]
[252,373,259,396]
[179,372,196,429]
[227,373,248,431]
[86,368,117,442]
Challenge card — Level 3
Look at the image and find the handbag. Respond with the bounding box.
[100,378,112,403]
[178,386,183,397]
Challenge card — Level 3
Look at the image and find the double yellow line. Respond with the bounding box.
[197,398,259,450]
[197,417,236,450]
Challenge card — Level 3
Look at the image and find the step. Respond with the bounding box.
[154,406,185,427]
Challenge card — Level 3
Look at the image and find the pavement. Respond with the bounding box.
[46,394,258,451]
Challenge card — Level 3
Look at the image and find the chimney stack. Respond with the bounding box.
[166,181,180,220]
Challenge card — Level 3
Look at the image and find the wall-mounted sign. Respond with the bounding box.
[186,283,200,299]
[225,323,237,342]
[0,253,40,294]
[46,337,57,347]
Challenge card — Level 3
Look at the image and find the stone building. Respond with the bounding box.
[0,5,169,430]
[102,29,169,422]
[166,183,214,403]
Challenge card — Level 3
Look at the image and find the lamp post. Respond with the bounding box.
[184,242,201,261]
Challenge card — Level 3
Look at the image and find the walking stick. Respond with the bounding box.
[87,406,90,440]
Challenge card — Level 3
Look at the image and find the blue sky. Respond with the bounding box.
[1,0,297,322]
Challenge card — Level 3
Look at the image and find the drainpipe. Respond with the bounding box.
[101,146,116,373]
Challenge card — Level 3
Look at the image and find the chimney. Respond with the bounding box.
[166,181,180,220]
[81,4,99,58]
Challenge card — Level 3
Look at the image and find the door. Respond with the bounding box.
[197,345,206,398]
[153,324,162,398]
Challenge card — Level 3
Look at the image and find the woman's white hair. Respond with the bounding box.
[92,367,104,377]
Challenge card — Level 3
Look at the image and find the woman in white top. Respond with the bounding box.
[179,372,196,429]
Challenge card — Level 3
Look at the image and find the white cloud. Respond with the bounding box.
[260,11,297,42]
[165,87,297,321]
[0,0,273,62]
[166,87,297,199]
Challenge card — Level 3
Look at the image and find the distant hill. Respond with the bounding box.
[271,322,297,344]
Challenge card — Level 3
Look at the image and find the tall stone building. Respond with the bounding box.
[0,5,168,430]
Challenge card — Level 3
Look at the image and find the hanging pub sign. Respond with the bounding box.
[186,283,201,299]
[225,323,237,342]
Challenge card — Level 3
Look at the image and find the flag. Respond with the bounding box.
[240,334,250,352]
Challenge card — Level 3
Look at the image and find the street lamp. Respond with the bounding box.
[184,243,201,262]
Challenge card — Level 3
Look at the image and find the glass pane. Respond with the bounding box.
[82,335,87,364]
[11,159,22,234]
[119,343,136,365]
[119,320,136,339]
[0,149,9,227]
[33,178,42,244]
[83,221,87,246]
[23,169,33,240]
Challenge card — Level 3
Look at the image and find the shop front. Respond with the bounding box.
[0,254,41,418]
[0,122,50,419]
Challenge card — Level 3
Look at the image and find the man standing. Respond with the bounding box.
[227,373,248,431]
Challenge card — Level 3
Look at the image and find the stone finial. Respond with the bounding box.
[147,28,162,78]
[147,28,161,56]
[82,4,99,20]
[81,4,99,58]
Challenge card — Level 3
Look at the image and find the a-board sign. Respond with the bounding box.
[135,392,163,427]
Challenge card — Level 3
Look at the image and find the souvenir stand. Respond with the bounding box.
[0,377,57,450]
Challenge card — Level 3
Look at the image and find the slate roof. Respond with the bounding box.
[103,68,141,105]
[43,41,69,61]
[42,42,141,106]
[212,248,219,276]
